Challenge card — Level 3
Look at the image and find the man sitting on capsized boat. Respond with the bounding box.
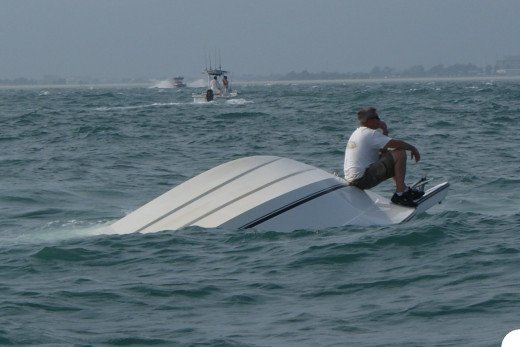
[343,107,424,207]
[210,76,222,95]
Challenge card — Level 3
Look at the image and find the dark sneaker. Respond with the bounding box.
[407,186,425,200]
[391,192,417,207]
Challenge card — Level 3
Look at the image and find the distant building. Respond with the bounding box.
[495,55,520,76]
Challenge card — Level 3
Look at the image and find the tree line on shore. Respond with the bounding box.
[275,63,495,81]
[0,63,503,86]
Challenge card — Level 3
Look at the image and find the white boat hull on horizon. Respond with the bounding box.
[106,156,449,234]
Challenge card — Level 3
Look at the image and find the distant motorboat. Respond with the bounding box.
[108,156,449,234]
[192,66,238,102]
[172,76,186,88]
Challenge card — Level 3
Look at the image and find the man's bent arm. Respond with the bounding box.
[385,139,421,162]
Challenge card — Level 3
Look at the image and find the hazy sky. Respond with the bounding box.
[1,0,520,80]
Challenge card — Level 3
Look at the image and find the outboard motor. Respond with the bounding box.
[205,89,214,102]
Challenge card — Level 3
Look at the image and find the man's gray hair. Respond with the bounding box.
[357,107,378,122]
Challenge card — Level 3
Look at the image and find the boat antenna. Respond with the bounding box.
[213,47,218,70]
[219,49,222,70]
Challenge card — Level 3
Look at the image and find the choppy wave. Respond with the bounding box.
[95,102,184,111]
[149,79,175,89]
[225,98,253,105]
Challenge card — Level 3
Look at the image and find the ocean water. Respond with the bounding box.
[1,79,520,346]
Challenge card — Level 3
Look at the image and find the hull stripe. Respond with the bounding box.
[239,183,346,229]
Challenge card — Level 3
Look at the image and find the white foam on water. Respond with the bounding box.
[94,102,183,111]
[188,79,206,88]
[149,80,174,89]
[225,98,252,105]
[0,220,117,247]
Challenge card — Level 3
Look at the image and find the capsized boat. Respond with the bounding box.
[107,156,449,234]
[192,67,238,102]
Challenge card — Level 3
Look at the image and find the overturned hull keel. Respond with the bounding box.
[108,156,449,234]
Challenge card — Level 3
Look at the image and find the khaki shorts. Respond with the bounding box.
[349,152,395,190]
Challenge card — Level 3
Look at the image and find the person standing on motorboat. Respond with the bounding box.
[222,75,230,96]
[343,107,423,207]
[210,76,222,95]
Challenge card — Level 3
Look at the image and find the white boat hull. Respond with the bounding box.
[108,156,449,234]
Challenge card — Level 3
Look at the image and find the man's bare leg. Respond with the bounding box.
[390,149,407,193]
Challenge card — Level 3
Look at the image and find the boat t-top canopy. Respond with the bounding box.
[205,68,229,76]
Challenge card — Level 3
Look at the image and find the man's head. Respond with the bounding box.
[357,107,379,122]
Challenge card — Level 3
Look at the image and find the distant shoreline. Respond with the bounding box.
[235,75,520,85]
[1,75,520,89]
[0,82,151,90]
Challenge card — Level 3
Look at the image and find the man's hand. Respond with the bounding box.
[411,147,421,162]
[379,120,388,136]
[385,139,420,162]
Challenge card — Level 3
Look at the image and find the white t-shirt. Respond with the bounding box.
[210,79,221,93]
[343,127,391,182]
